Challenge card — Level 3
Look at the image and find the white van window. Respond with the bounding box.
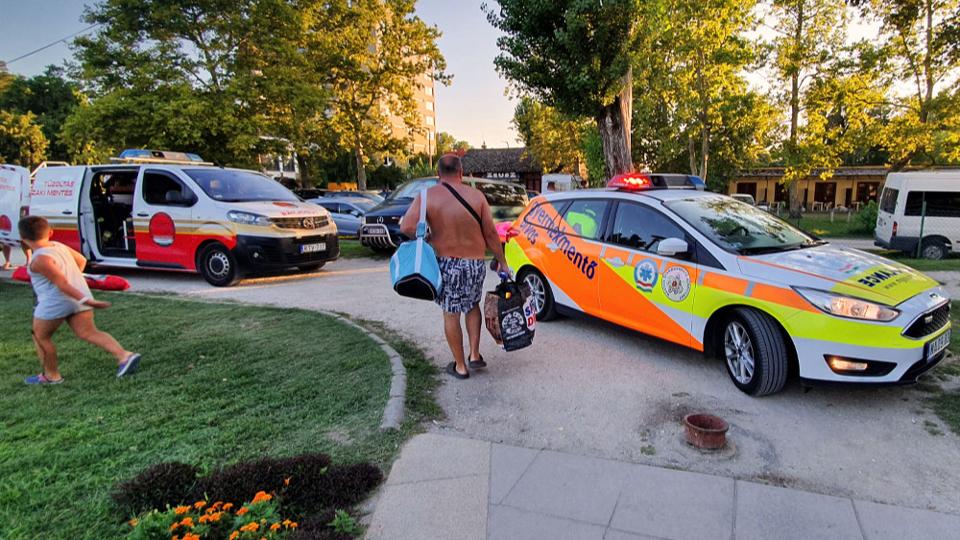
[185,169,298,202]
[879,188,898,213]
[905,191,960,217]
[143,172,196,206]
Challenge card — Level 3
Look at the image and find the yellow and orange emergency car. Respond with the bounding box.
[505,173,951,395]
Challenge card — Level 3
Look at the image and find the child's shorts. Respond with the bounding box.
[34,297,91,321]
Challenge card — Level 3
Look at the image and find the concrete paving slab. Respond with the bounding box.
[604,530,666,540]
[501,449,634,525]
[854,500,960,540]
[384,433,490,485]
[611,464,734,539]
[365,475,487,540]
[735,481,862,540]
[488,505,605,540]
[489,444,541,504]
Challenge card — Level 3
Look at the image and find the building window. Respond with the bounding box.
[425,86,433,96]
[425,115,434,125]
[425,101,433,111]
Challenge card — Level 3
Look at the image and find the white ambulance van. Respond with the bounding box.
[5,150,339,286]
[875,170,960,260]
[0,164,32,249]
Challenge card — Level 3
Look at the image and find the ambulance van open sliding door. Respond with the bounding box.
[30,166,88,252]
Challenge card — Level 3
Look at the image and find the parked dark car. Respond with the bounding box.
[324,190,385,204]
[309,196,376,238]
[359,177,529,252]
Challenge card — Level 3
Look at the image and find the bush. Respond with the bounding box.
[854,200,879,234]
[112,462,201,517]
[283,463,382,516]
[197,453,333,508]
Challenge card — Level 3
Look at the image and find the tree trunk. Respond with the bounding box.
[595,71,634,179]
[920,0,933,124]
[355,144,367,191]
[787,2,804,219]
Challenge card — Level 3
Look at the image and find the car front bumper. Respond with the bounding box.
[233,233,340,272]
[359,223,405,249]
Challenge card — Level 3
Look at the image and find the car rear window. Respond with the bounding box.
[879,187,898,213]
[474,182,528,220]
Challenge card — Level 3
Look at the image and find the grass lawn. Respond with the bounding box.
[930,301,960,435]
[865,249,960,272]
[339,239,390,260]
[0,281,436,539]
[784,214,873,238]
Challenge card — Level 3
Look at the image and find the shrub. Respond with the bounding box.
[112,462,201,517]
[282,463,382,516]
[128,492,298,540]
[854,200,879,234]
[197,453,333,507]
[288,511,353,540]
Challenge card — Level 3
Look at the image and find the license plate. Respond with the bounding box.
[300,243,325,254]
[926,330,951,360]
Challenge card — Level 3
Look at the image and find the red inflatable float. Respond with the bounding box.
[10,266,130,291]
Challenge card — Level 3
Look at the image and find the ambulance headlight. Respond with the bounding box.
[794,287,900,322]
[227,210,271,226]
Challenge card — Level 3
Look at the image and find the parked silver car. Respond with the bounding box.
[309,197,376,238]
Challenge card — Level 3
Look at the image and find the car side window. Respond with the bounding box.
[607,202,686,253]
[561,200,608,239]
[143,171,195,206]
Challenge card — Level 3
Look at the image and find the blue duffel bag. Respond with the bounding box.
[390,188,441,300]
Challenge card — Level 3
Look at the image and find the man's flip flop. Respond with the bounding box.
[445,362,469,380]
[25,374,64,385]
[468,355,487,369]
[117,353,142,377]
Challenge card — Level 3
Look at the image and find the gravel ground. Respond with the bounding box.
[4,254,959,515]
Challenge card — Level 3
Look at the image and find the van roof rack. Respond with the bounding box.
[110,149,214,166]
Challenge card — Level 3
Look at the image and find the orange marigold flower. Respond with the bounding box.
[183,534,200,540]
[222,503,234,511]
[270,523,281,531]
[240,522,260,532]
[211,501,222,510]
[251,491,272,504]
[236,507,249,516]
[171,536,179,540]
[170,523,180,531]
[289,522,298,529]
[229,532,239,540]
[283,477,291,486]
[128,518,139,527]
[180,517,195,528]
[194,501,206,509]
[174,505,191,515]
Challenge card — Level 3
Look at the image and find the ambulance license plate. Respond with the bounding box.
[925,330,951,360]
[300,242,325,254]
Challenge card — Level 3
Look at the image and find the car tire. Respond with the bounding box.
[518,267,558,321]
[721,308,789,396]
[920,238,948,260]
[198,243,240,287]
[298,263,325,273]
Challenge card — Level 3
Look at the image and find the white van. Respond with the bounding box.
[2,150,339,286]
[0,164,31,248]
[875,170,960,260]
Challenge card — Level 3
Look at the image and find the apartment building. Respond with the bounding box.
[385,72,437,158]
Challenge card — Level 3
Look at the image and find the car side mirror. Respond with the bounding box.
[657,237,689,257]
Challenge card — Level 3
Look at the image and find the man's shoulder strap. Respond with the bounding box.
[440,182,482,228]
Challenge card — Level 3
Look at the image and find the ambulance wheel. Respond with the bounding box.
[199,243,239,287]
[722,308,788,396]
[519,268,557,321]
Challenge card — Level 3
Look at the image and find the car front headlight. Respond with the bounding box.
[794,287,900,322]
[227,210,271,226]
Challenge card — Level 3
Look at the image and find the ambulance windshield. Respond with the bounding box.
[185,169,299,203]
[665,196,822,255]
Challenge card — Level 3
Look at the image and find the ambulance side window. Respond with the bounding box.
[560,200,608,239]
[607,202,686,253]
[143,171,196,207]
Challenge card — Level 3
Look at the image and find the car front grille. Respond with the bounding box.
[364,215,400,226]
[904,303,951,338]
[271,216,329,230]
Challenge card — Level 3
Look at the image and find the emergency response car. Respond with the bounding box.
[2,150,338,286]
[505,173,952,395]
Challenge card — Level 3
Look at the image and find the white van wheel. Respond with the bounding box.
[199,243,239,287]
[920,239,948,260]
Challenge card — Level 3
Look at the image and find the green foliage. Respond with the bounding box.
[512,96,588,173]
[0,66,81,160]
[854,200,879,233]
[434,132,470,155]
[406,156,436,180]
[0,110,48,167]
[368,163,407,189]
[328,510,363,536]
[581,125,606,187]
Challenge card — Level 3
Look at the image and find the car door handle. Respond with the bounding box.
[136,212,149,217]
[62,210,73,215]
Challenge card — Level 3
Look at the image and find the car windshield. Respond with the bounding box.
[185,169,299,202]
[347,200,376,212]
[664,195,820,255]
[388,179,437,201]
[474,182,528,220]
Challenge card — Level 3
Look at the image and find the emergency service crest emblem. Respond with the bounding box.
[662,266,691,302]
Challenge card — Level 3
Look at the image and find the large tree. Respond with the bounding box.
[512,96,588,174]
[304,0,447,190]
[434,132,471,155]
[487,0,641,178]
[769,0,848,217]
[0,66,81,161]
[0,111,48,167]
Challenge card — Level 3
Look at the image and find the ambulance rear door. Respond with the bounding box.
[0,164,31,246]
[30,166,89,252]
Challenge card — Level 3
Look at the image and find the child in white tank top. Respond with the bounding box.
[18,216,141,385]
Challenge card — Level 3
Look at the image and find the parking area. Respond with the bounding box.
[5,254,960,516]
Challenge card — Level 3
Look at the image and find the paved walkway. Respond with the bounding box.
[366,433,960,540]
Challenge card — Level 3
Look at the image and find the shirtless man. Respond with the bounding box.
[400,154,511,379]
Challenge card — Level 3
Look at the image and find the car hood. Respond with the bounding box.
[224,200,328,218]
[740,243,941,305]
[365,198,411,218]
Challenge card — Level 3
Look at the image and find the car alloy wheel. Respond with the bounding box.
[724,321,755,385]
[523,272,546,315]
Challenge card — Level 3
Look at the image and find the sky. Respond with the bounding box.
[0,0,520,148]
